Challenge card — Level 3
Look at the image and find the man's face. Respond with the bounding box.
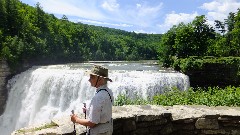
[89,74,97,87]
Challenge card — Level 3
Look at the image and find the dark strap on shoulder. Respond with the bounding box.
[96,89,112,103]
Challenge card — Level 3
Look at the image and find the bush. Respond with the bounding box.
[173,56,240,73]
[114,86,240,107]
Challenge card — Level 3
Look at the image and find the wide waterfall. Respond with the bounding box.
[0,62,189,135]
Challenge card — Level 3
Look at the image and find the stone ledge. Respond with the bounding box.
[11,105,240,135]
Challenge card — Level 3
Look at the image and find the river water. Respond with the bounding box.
[0,62,189,135]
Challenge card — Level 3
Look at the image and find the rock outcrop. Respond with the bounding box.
[0,59,11,115]
[11,105,240,135]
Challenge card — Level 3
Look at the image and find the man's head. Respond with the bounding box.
[87,65,112,87]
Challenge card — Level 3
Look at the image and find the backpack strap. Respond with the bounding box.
[96,89,113,103]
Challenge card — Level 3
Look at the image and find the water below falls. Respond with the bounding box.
[0,62,189,135]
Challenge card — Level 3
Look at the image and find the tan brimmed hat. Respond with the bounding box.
[87,65,112,82]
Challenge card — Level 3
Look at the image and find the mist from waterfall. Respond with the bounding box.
[0,62,189,135]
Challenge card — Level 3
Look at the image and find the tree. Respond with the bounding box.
[5,0,21,36]
[229,9,240,56]
[215,20,226,35]
[225,12,235,32]
[35,2,48,31]
[0,0,7,35]
[175,23,196,57]
[192,15,215,56]
[157,26,177,67]
[61,15,69,21]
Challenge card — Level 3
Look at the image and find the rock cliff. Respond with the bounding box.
[0,60,11,115]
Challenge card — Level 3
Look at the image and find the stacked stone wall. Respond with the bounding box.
[106,114,240,135]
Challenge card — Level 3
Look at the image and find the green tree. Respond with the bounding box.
[5,0,21,36]
[215,20,226,35]
[174,23,195,57]
[0,0,7,35]
[225,12,235,32]
[192,15,215,56]
[35,2,48,33]
[157,26,177,67]
[229,9,240,56]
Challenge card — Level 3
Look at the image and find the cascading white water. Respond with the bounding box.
[0,62,189,135]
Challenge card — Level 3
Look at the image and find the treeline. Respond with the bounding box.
[0,0,161,70]
[1,0,240,72]
[158,10,240,67]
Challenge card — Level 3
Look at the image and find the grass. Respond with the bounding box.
[16,121,58,133]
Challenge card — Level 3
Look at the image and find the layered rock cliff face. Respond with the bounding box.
[0,60,11,115]
[11,105,240,135]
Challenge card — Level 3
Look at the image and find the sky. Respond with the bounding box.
[20,0,240,34]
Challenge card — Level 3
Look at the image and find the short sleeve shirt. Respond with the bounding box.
[86,85,114,134]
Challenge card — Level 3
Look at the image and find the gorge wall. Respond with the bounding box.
[12,105,240,135]
[0,59,11,115]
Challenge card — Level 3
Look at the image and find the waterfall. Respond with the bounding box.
[0,63,189,135]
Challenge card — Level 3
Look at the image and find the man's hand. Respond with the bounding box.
[71,114,78,123]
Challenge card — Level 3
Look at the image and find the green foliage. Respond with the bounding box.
[157,15,216,66]
[114,94,132,106]
[1,36,24,70]
[114,86,240,107]
[157,10,240,67]
[172,56,240,73]
[114,93,151,106]
[173,57,203,72]
[157,26,177,67]
[174,23,195,57]
[0,0,162,71]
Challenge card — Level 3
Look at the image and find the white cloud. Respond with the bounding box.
[76,19,132,27]
[157,11,199,33]
[101,0,119,11]
[200,0,240,21]
[136,4,141,9]
[97,2,164,30]
[134,29,156,34]
[31,0,164,33]
[120,2,163,27]
[22,0,240,34]
[136,2,163,17]
[35,0,106,20]
[166,12,198,26]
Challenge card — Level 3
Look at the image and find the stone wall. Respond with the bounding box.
[0,59,11,115]
[12,105,240,135]
[111,113,240,135]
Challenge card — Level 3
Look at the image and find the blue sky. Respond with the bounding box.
[20,0,240,34]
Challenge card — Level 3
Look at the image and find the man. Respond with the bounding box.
[71,65,114,135]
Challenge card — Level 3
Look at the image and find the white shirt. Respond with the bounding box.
[87,85,114,134]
